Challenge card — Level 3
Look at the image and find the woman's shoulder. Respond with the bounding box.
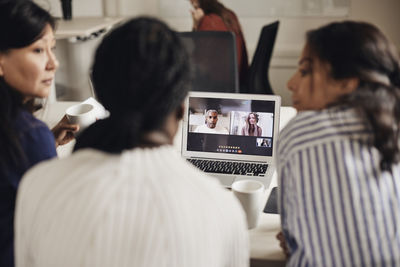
[14,109,55,152]
[224,8,239,20]
[278,110,323,141]
[203,13,222,20]
[198,14,228,31]
[14,109,49,133]
[277,106,369,159]
[280,106,363,140]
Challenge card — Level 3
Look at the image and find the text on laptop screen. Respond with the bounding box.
[186,97,276,156]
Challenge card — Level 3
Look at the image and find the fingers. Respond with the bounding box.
[60,123,79,132]
[54,116,78,132]
[276,231,284,241]
[60,115,69,123]
[190,9,196,20]
[57,132,75,146]
[276,231,289,258]
[55,120,79,132]
[191,8,204,19]
[64,132,75,142]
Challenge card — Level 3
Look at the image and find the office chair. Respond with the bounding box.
[178,31,239,93]
[246,21,279,95]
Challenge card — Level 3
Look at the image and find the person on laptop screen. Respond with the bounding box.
[276,21,400,266]
[241,112,262,136]
[15,17,249,267]
[194,109,229,134]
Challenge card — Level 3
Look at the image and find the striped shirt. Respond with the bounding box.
[277,106,400,267]
[15,146,249,267]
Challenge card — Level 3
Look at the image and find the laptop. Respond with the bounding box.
[182,92,281,188]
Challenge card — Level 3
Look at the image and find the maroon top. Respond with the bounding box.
[197,12,249,87]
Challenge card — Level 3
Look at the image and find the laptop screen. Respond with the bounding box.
[182,92,281,161]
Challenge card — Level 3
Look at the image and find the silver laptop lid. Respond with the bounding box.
[182,92,281,163]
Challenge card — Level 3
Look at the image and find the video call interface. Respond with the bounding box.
[186,97,276,157]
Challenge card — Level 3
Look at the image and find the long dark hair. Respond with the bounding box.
[306,21,400,172]
[198,0,241,35]
[0,0,55,175]
[74,17,190,153]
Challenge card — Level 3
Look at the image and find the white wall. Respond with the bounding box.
[109,0,400,105]
[35,0,103,17]
[269,0,400,105]
[38,0,400,105]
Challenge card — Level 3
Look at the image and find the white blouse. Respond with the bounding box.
[15,146,249,267]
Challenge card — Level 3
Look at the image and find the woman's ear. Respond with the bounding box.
[341,77,359,94]
[0,54,4,76]
[176,102,185,120]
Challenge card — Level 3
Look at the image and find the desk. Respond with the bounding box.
[37,101,297,266]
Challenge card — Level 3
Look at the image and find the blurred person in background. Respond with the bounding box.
[190,0,248,88]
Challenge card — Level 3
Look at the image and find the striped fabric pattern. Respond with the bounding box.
[15,146,249,267]
[277,106,400,267]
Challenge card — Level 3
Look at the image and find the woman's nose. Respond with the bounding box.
[47,51,59,71]
[287,73,297,92]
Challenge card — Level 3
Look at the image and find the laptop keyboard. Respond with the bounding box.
[187,159,268,176]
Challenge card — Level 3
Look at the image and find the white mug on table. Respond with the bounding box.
[232,179,265,229]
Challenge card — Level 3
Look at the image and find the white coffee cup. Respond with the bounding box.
[232,180,265,229]
[66,103,96,135]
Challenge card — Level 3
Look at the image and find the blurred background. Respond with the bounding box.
[34,0,400,106]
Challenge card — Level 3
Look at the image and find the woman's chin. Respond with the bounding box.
[36,86,51,99]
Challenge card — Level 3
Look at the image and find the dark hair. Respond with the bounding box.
[197,0,240,35]
[306,21,400,172]
[0,0,55,175]
[74,17,190,153]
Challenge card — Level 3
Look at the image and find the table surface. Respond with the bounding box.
[37,101,297,266]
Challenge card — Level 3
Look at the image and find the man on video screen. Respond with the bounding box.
[194,109,229,134]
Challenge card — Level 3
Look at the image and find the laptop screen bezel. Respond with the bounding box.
[181,91,281,163]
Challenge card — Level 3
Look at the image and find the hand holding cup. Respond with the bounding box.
[66,103,96,136]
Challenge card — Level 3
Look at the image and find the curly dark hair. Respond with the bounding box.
[74,17,191,153]
[306,21,400,172]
